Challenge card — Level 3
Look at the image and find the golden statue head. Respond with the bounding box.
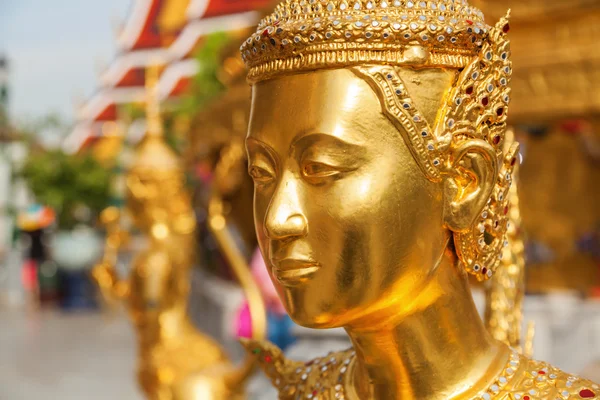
[242,0,518,328]
[126,66,194,235]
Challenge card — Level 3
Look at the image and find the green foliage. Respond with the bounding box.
[176,31,231,117]
[19,150,112,230]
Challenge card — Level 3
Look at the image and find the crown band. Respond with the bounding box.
[242,0,493,83]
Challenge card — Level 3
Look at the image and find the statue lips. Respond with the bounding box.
[270,258,320,286]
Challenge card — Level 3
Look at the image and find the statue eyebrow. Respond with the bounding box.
[292,132,362,151]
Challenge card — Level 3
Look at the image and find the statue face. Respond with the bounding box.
[247,68,455,328]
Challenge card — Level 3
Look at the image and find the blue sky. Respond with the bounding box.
[1,0,131,125]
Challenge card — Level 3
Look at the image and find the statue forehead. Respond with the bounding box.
[248,67,456,143]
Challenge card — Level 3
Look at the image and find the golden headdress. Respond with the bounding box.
[241,0,518,281]
[241,0,510,82]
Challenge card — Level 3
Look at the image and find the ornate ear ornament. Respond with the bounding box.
[442,13,516,281]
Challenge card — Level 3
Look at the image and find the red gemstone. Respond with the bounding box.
[503,23,510,33]
[523,397,530,400]
[313,390,318,396]
[504,206,509,215]
[493,135,501,145]
[511,157,517,166]
[538,370,546,375]
[265,355,272,363]
[482,268,487,275]
[262,29,270,37]
[466,86,474,95]
[305,360,314,366]
[497,108,504,116]
[482,97,489,106]
[466,20,474,25]
[580,389,596,398]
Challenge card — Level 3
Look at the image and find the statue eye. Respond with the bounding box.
[303,162,340,178]
[248,166,274,184]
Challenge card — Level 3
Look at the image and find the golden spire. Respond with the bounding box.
[145,65,163,138]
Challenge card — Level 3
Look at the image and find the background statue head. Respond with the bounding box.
[243,0,518,328]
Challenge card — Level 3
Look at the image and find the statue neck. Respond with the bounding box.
[345,252,509,400]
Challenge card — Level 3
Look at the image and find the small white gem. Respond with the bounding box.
[491,384,499,392]
[488,84,494,92]
[340,2,347,10]
[562,391,569,397]
[321,366,328,372]
[529,389,537,395]
[549,374,557,379]
[327,2,334,11]
[429,24,437,30]
[407,1,414,8]
[372,20,379,26]
[438,35,445,41]
[394,0,401,5]
[302,373,308,380]
[296,368,302,374]
[487,269,493,277]
[341,366,347,373]
[392,22,401,29]
[354,2,361,9]
[514,395,521,400]
[566,381,573,387]
[440,4,446,10]
[419,1,426,7]
[419,15,427,21]
[506,368,514,375]
[410,22,418,30]
[381,1,388,7]
[367,1,374,9]
[482,393,491,400]
[499,377,507,384]
[438,15,445,21]
[333,19,341,26]
[356,21,364,27]
[422,34,428,40]
[427,143,435,151]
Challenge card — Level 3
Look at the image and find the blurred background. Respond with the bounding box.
[0,0,599,399]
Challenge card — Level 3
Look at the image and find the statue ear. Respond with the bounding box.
[442,139,498,232]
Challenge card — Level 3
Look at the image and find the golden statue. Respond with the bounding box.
[237,1,599,399]
[92,66,266,400]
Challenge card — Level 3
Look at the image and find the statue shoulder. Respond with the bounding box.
[241,338,355,399]
[490,351,599,399]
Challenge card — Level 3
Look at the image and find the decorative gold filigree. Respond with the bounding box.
[242,0,494,82]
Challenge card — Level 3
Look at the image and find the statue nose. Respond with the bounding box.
[265,212,308,241]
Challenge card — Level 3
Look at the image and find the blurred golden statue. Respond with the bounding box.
[238,1,599,399]
[93,66,265,400]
